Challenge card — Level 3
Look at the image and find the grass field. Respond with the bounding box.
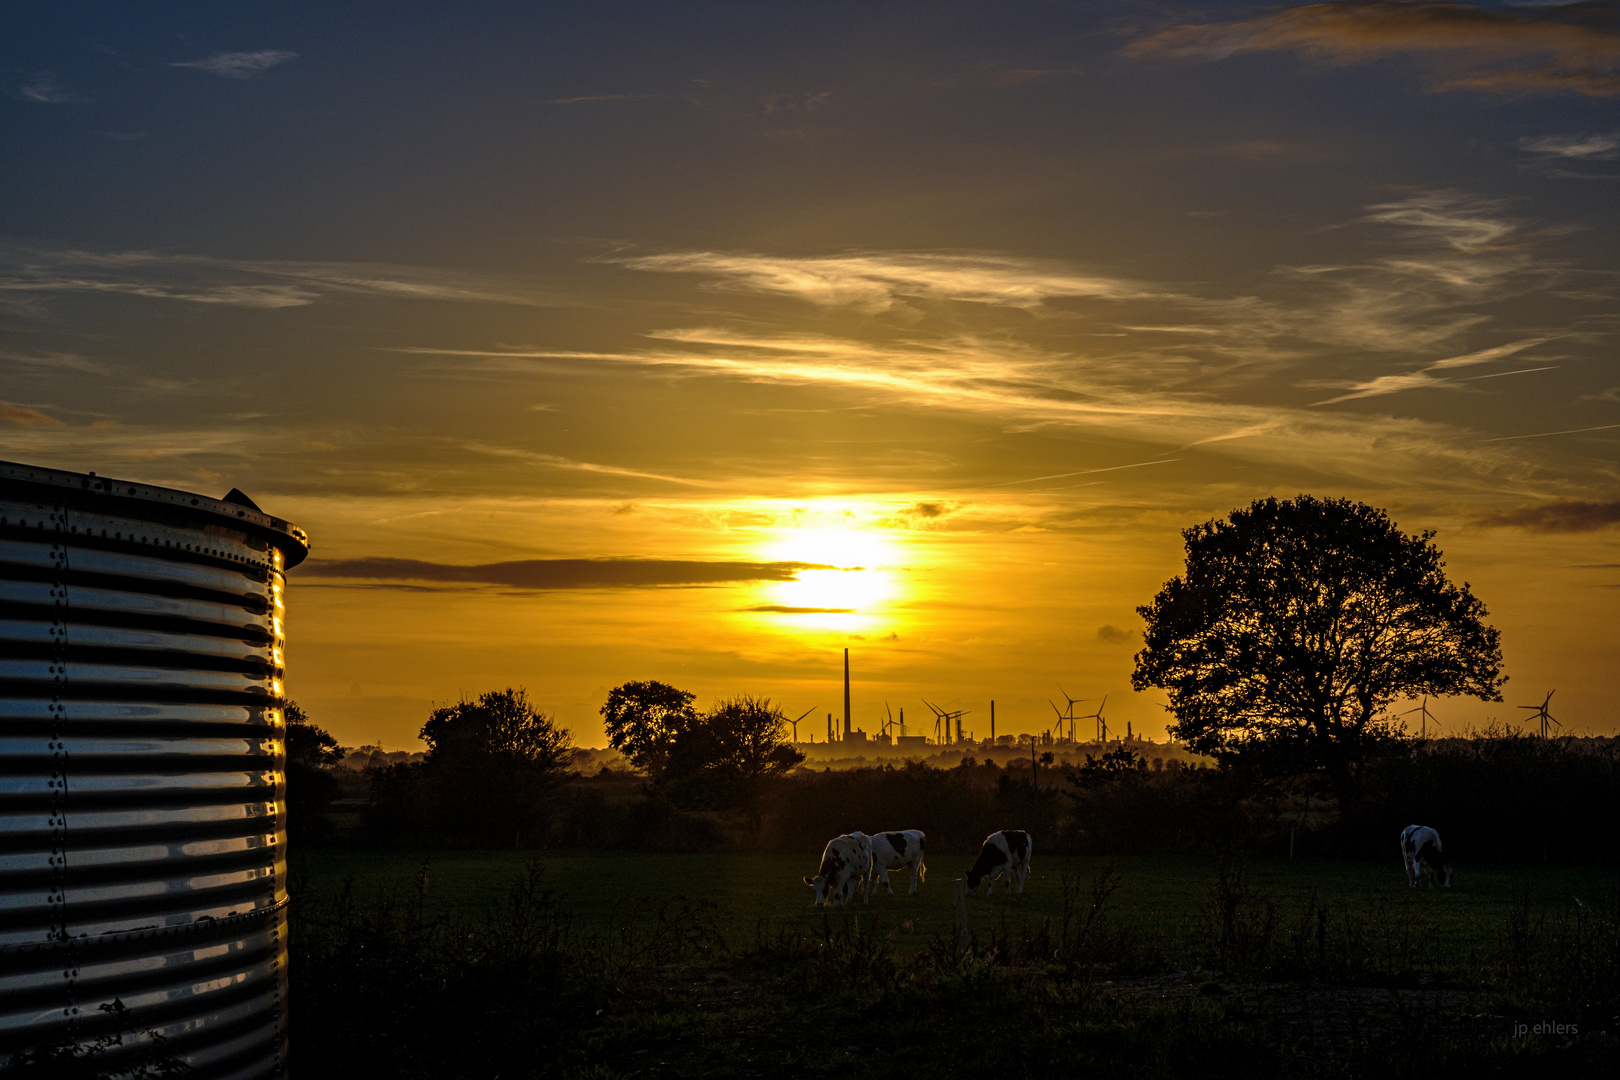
[292,847,1617,968]
[286,848,1620,1077]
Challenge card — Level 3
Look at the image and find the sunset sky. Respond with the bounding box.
[5,1,1618,749]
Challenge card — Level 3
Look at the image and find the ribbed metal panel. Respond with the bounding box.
[0,461,308,1079]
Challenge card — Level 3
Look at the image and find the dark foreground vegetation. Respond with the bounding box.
[287,851,1619,1079]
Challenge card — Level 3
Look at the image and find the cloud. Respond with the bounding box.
[548,93,659,104]
[300,556,844,589]
[606,250,1160,312]
[0,402,65,426]
[1310,336,1553,405]
[171,50,299,79]
[740,604,856,614]
[1097,624,1135,644]
[1520,132,1620,159]
[460,443,712,487]
[1477,500,1620,532]
[1126,1,1620,97]
[879,500,962,527]
[1360,190,1518,251]
[0,350,113,376]
[1269,191,1554,355]
[17,74,92,104]
[0,247,568,310]
[404,330,1533,493]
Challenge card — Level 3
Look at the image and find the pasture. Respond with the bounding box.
[293,847,1612,966]
[288,848,1618,1077]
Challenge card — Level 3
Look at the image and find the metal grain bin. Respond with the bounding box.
[0,460,308,1079]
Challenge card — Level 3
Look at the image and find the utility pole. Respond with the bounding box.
[990,700,995,742]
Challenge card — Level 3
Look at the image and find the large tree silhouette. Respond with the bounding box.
[1132,496,1504,789]
[600,684,803,822]
[418,688,573,844]
[599,680,700,782]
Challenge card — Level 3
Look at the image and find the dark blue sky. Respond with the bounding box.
[4,2,1618,745]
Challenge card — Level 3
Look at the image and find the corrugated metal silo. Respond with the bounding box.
[0,460,308,1079]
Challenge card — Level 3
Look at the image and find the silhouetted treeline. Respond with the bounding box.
[1321,733,1620,864]
[302,724,1619,864]
[363,688,573,848]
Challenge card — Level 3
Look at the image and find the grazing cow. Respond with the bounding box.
[804,832,872,907]
[865,830,927,896]
[1400,825,1452,888]
[965,830,1032,895]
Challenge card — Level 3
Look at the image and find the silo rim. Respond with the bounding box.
[0,459,311,568]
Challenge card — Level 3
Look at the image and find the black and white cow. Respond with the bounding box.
[865,830,927,896]
[1400,825,1452,888]
[965,830,1032,895]
[804,832,872,907]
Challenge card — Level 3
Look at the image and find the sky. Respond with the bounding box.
[4,1,1618,749]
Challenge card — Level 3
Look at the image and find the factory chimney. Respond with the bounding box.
[843,647,851,738]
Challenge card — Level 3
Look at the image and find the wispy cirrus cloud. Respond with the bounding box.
[1267,191,1555,354]
[460,443,713,488]
[0,402,65,427]
[301,556,843,589]
[1310,337,1555,405]
[16,73,92,104]
[1126,1,1620,97]
[606,250,1162,312]
[171,50,299,79]
[0,247,568,310]
[1520,132,1620,159]
[400,329,1533,493]
[547,93,659,104]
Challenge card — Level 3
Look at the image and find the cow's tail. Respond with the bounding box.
[917,857,926,884]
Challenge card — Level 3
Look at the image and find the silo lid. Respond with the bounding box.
[0,460,311,567]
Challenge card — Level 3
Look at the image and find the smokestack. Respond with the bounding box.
[843,648,851,737]
[991,700,995,741]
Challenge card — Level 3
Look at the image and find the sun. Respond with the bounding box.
[760,526,900,627]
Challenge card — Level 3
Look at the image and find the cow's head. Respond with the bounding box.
[805,850,846,906]
[803,874,832,906]
[1416,843,1452,887]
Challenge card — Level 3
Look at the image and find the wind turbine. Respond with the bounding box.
[1081,694,1110,743]
[923,699,969,745]
[789,706,816,744]
[1518,691,1561,738]
[1049,686,1087,743]
[1399,695,1439,738]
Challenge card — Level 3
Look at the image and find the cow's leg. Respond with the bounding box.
[1016,861,1028,894]
[880,867,895,896]
[907,862,918,895]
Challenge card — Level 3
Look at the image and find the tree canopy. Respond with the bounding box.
[600,684,804,820]
[600,680,699,782]
[1131,496,1504,785]
[413,688,574,843]
[283,700,343,842]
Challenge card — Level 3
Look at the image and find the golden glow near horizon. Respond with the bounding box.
[6,4,1620,748]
